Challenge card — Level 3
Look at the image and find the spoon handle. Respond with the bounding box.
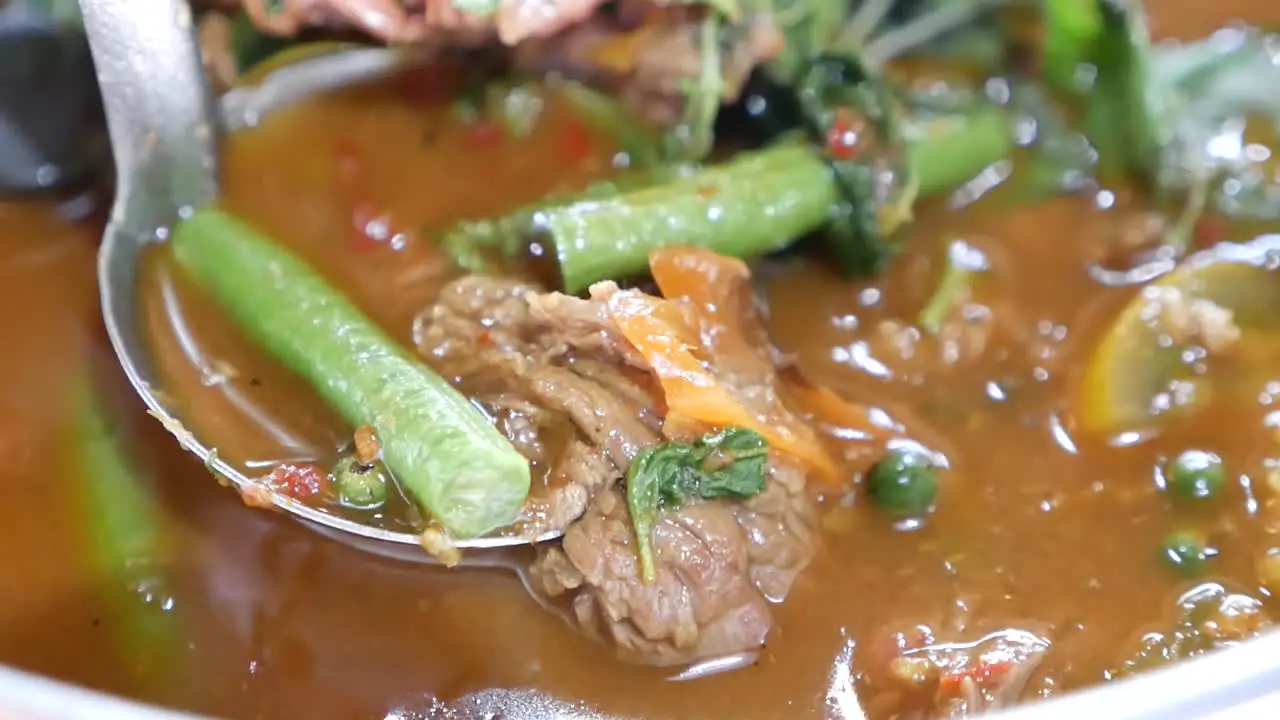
[80,0,218,231]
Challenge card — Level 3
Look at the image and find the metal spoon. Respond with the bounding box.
[82,0,558,566]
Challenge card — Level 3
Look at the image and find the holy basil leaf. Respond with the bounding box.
[1084,0,1165,181]
[626,428,769,582]
[795,54,913,277]
[1085,1,1280,219]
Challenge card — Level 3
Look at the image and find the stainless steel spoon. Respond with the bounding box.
[82,0,558,567]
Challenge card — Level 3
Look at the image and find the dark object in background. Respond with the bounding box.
[0,2,107,195]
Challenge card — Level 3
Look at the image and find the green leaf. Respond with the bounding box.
[795,54,913,277]
[1084,0,1166,181]
[626,428,769,582]
[1085,2,1280,219]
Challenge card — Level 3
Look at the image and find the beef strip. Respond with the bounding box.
[231,0,611,45]
[514,10,785,129]
[415,276,660,538]
[416,273,818,667]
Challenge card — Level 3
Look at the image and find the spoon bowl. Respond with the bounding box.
[83,0,559,566]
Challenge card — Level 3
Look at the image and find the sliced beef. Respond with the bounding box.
[415,276,659,537]
[514,10,786,129]
[416,273,818,667]
[232,0,610,45]
[530,458,815,666]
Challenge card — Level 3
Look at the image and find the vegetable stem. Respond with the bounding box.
[173,208,531,538]
[860,0,1009,69]
[907,104,1012,196]
[918,247,974,333]
[550,143,839,293]
[70,376,182,695]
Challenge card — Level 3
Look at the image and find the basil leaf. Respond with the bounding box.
[626,428,769,582]
[1085,1,1280,219]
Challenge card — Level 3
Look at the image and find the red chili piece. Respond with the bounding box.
[826,110,862,161]
[557,118,595,163]
[266,463,330,502]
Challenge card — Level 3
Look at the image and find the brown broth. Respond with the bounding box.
[3,2,1280,718]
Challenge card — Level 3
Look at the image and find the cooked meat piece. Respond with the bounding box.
[515,11,786,129]
[415,276,661,536]
[619,13,786,128]
[232,0,611,45]
[529,466,815,667]
[416,272,819,666]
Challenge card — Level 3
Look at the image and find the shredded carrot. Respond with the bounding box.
[783,371,887,440]
[606,247,842,481]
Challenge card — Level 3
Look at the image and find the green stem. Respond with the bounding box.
[860,0,1008,69]
[441,163,697,271]
[550,143,839,293]
[918,240,975,333]
[906,103,1013,195]
[70,376,182,696]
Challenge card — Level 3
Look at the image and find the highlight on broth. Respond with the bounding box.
[97,0,1280,716]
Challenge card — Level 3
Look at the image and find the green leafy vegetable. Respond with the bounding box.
[796,53,915,276]
[1084,0,1165,181]
[1086,1,1280,220]
[627,428,770,582]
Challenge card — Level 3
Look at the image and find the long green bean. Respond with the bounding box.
[549,143,838,293]
[173,208,530,538]
[70,375,181,695]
